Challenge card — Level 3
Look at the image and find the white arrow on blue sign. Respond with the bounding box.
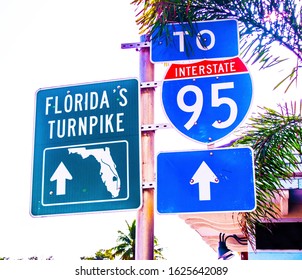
[151,19,239,63]
[156,147,256,214]
[161,57,253,144]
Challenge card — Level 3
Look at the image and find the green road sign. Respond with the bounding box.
[31,78,141,216]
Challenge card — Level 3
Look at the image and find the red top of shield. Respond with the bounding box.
[164,57,248,80]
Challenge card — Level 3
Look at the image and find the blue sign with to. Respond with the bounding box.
[151,19,239,63]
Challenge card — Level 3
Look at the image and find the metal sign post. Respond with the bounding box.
[135,35,155,260]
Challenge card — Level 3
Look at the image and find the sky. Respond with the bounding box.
[0,0,300,261]
[0,0,217,261]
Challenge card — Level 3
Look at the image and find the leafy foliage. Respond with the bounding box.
[0,256,54,260]
[231,102,302,245]
[81,249,115,260]
[132,0,302,91]
[111,220,137,260]
[81,220,165,260]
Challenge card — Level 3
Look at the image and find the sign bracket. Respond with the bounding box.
[141,123,172,132]
[140,81,161,89]
[121,41,150,49]
[142,181,156,189]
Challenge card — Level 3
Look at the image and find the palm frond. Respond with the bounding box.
[131,0,302,91]
[89,220,165,260]
[233,101,302,246]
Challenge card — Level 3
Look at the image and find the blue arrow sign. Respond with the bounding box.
[161,57,253,144]
[31,78,141,216]
[156,147,256,213]
[151,19,239,63]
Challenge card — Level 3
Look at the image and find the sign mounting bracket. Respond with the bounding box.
[121,41,150,49]
[141,123,172,132]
